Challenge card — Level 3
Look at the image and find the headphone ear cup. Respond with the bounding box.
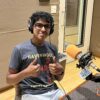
[28,18,33,33]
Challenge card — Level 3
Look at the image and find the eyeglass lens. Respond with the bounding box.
[34,23,50,29]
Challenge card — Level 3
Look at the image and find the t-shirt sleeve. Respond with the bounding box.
[9,46,21,70]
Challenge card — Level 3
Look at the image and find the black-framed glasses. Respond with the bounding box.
[34,23,50,29]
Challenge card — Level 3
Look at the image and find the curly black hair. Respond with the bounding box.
[28,11,54,35]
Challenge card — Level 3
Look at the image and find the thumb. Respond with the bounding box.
[53,56,57,63]
[30,58,37,65]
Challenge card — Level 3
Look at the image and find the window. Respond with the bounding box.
[64,0,87,51]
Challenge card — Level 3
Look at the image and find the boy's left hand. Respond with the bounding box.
[49,57,64,75]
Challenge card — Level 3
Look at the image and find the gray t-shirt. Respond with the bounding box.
[9,39,58,95]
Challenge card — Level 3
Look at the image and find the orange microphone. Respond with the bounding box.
[66,44,82,59]
[66,44,94,69]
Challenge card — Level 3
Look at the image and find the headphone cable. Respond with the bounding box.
[57,81,71,100]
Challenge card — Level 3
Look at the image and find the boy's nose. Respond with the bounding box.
[41,26,46,31]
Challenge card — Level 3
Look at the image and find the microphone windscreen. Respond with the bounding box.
[66,44,81,59]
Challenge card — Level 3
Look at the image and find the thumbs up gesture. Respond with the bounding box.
[24,59,40,77]
[49,57,64,75]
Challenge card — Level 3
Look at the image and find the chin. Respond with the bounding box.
[38,38,44,42]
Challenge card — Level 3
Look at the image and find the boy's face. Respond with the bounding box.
[32,19,51,43]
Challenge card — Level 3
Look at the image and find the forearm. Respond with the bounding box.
[7,62,40,85]
[6,70,29,85]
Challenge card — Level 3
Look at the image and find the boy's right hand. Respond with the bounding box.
[24,59,40,77]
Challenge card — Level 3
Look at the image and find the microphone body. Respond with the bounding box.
[66,45,100,81]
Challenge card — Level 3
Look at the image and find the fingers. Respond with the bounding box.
[49,56,57,69]
[31,64,40,77]
[35,64,40,72]
[52,56,57,63]
[29,59,40,72]
[49,62,57,75]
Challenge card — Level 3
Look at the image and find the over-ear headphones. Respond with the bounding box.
[28,18,33,33]
[28,11,54,35]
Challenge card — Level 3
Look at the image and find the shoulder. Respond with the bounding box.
[44,41,58,57]
[44,41,57,50]
[15,40,31,50]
